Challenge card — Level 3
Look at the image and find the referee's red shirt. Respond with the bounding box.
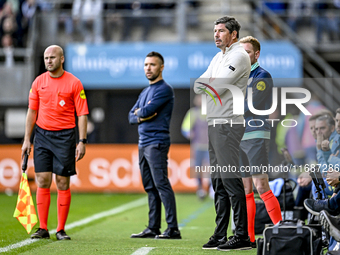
[29,71,89,131]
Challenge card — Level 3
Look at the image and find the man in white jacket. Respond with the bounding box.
[194,16,251,251]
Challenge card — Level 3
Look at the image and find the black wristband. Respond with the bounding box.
[79,139,87,144]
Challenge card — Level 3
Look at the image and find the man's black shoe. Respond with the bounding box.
[304,199,339,216]
[217,235,252,251]
[320,210,340,242]
[131,228,160,238]
[202,236,226,249]
[56,230,71,240]
[155,228,181,239]
[31,228,50,239]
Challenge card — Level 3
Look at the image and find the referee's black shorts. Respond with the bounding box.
[239,138,270,178]
[34,126,76,177]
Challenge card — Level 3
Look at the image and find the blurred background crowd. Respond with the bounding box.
[0,0,339,169]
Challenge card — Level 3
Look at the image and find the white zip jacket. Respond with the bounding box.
[194,41,251,125]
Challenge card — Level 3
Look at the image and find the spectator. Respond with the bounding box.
[296,95,327,164]
[181,95,209,200]
[292,110,335,208]
[121,1,155,42]
[36,0,54,12]
[0,2,19,46]
[72,0,103,43]
[287,0,313,32]
[21,0,37,28]
[186,1,199,27]
[2,15,17,35]
[58,3,73,41]
[263,0,287,15]
[6,0,20,15]
[156,1,199,28]
[103,2,123,41]
[314,0,339,43]
[308,114,337,200]
[303,110,340,251]
[156,0,175,27]
[261,0,288,34]
[1,31,12,46]
[1,33,14,67]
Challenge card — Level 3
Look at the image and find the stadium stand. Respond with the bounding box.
[0,0,339,144]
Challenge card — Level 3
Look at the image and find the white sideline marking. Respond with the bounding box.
[131,247,155,255]
[0,197,147,253]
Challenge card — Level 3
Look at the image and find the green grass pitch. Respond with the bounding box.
[0,193,257,254]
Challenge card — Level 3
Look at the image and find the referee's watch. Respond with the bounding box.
[79,139,87,144]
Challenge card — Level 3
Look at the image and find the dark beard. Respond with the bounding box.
[146,73,159,81]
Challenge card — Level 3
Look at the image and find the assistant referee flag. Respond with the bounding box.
[13,172,37,234]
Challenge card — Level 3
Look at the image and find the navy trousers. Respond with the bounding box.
[139,143,178,229]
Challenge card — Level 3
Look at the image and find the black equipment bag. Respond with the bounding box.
[257,219,322,255]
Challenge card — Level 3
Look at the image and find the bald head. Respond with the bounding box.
[44,45,65,77]
[44,45,64,57]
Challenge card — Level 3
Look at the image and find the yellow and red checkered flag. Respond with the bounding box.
[13,153,37,234]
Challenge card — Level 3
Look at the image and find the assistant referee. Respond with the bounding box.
[21,45,89,240]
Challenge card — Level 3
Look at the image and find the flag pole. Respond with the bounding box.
[22,152,28,173]
[13,151,38,234]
